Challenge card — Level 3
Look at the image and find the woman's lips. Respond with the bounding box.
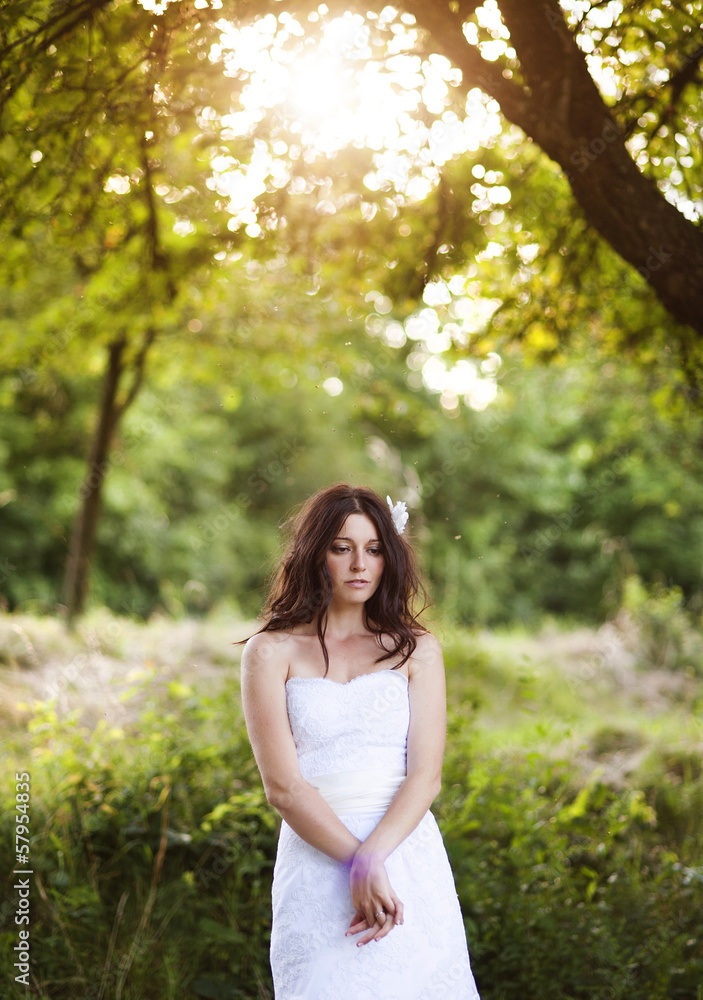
[346,580,369,588]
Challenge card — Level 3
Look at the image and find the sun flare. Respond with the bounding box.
[286,55,348,121]
[212,9,505,411]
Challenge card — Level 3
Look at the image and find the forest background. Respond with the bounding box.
[1,0,702,998]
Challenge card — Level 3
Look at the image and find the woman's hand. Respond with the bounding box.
[345,848,404,946]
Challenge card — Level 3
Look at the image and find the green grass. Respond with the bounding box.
[1,606,702,999]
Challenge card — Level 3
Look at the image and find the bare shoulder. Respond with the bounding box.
[408,630,445,681]
[240,629,292,681]
[413,630,443,661]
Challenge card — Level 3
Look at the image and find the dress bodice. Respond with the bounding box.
[285,669,409,780]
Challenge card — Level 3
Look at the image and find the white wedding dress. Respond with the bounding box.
[270,668,481,1000]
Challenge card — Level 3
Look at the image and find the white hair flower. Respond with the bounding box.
[386,495,409,535]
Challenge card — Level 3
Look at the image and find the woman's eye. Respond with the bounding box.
[331,545,382,555]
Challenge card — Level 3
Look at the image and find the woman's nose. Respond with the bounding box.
[351,549,366,569]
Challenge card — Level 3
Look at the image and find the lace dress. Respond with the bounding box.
[270,668,481,1000]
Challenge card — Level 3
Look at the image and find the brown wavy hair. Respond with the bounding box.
[242,483,429,674]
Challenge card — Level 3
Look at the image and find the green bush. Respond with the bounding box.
[0,682,278,1000]
[439,742,703,1000]
[1,623,702,1000]
[622,574,703,676]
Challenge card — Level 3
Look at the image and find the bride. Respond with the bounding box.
[241,483,481,999]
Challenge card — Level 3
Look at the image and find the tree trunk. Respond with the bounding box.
[499,0,703,340]
[62,323,158,624]
[62,337,126,625]
[408,0,703,355]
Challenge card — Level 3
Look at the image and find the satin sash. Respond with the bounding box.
[310,766,406,816]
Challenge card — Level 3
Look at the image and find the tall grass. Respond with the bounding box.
[1,602,702,999]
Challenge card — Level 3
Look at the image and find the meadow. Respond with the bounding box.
[1,595,701,999]
[3,2,703,997]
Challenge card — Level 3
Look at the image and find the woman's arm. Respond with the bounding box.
[240,632,363,865]
[354,631,446,862]
[242,631,406,945]
[346,631,446,943]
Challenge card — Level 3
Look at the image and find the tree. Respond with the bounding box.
[246,0,703,387]
[3,1,701,348]
[412,1,702,336]
[1,0,701,619]
[1,0,238,620]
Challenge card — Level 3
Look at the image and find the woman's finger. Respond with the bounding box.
[346,920,368,934]
[371,894,402,942]
[372,914,395,942]
[360,895,410,946]
[348,878,404,944]
[355,911,386,947]
[389,890,404,926]
[345,910,370,936]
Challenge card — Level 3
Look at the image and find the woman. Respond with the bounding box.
[241,484,481,999]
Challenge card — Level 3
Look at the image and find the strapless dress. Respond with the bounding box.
[269,668,481,999]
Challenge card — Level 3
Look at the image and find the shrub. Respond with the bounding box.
[1,622,701,1000]
[439,737,703,1000]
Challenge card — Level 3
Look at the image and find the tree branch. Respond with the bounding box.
[116,328,159,419]
[0,0,112,61]
[405,0,535,133]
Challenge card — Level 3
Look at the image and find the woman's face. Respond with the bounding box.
[325,513,385,605]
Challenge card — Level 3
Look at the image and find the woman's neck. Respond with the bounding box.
[320,603,369,641]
